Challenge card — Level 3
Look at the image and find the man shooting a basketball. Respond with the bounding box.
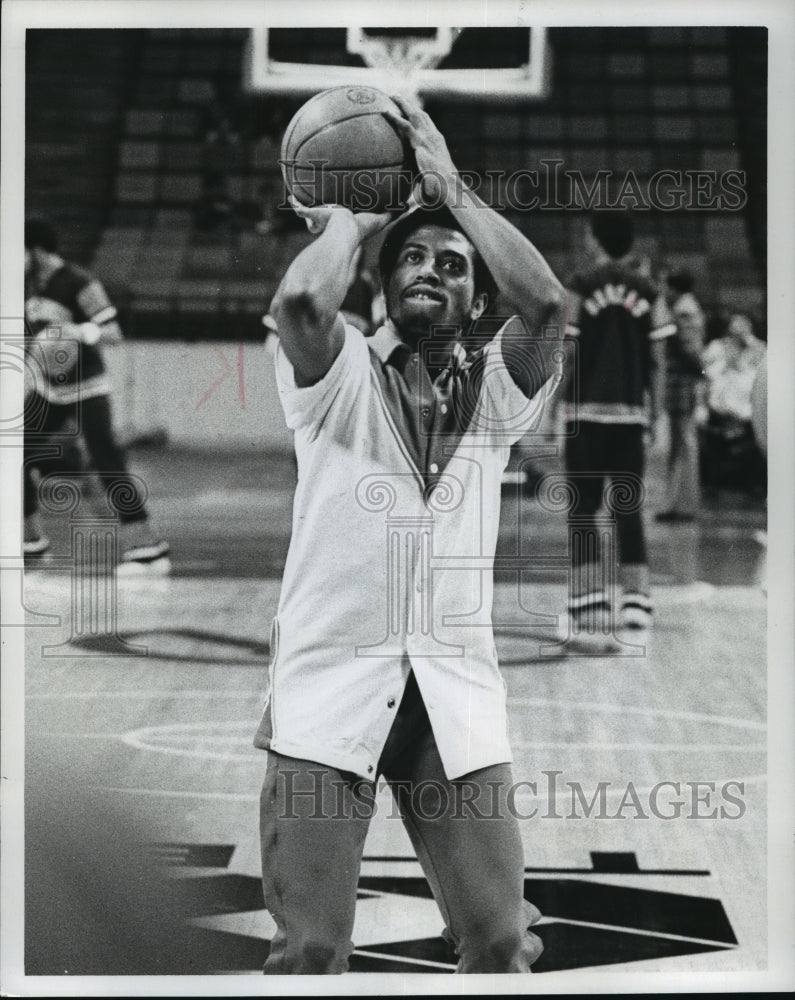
[254,93,565,974]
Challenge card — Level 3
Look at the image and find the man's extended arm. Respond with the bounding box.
[269,202,391,387]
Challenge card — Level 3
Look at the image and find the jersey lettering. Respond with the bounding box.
[582,283,651,320]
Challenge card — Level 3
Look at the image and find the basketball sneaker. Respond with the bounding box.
[118,523,171,575]
[619,592,653,630]
[23,535,51,557]
[563,591,620,654]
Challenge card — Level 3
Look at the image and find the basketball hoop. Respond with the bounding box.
[346,28,456,99]
[244,27,550,104]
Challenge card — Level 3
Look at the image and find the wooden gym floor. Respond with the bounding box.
[13,438,775,990]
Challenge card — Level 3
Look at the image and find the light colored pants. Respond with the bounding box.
[664,412,701,515]
[259,672,543,974]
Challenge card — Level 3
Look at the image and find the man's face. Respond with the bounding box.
[728,313,752,344]
[385,225,487,345]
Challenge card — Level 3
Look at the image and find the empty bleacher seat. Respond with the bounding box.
[660,217,707,252]
[152,209,195,238]
[119,141,161,169]
[654,117,696,142]
[611,148,655,173]
[567,116,609,141]
[612,115,653,141]
[697,116,737,143]
[691,53,730,78]
[140,43,183,73]
[693,85,733,112]
[690,27,728,46]
[566,83,611,111]
[132,245,185,278]
[159,173,204,204]
[135,79,177,104]
[186,245,233,275]
[568,148,610,172]
[130,276,178,298]
[160,140,204,171]
[705,218,750,258]
[561,50,604,78]
[608,53,647,78]
[647,27,687,47]
[177,78,217,104]
[125,109,167,136]
[649,52,690,80]
[164,109,201,137]
[526,114,565,140]
[115,172,159,203]
[608,83,650,110]
[651,85,691,111]
[109,205,156,228]
[700,148,741,171]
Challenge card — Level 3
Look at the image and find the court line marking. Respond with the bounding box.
[27,692,767,738]
[27,690,264,699]
[98,786,259,802]
[181,919,737,964]
[38,716,768,757]
[508,699,767,733]
[351,948,454,970]
[39,731,767,754]
[512,742,766,752]
[534,915,736,951]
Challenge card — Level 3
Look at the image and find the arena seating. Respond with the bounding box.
[25,26,766,340]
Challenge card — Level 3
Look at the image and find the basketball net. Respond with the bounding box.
[346,28,457,102]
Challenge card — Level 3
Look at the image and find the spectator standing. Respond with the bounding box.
[654,270,707,523]
[700,312,766,496]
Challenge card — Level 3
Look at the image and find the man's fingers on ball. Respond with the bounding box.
[383,108,410,132]
[390,93,422,122]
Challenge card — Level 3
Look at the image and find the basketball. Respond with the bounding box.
[280,86,413,213]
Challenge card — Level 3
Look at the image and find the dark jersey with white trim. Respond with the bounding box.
[25,262,116,393]
[565,261,661,423]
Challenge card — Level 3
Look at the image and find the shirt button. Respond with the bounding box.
[429,462,439,474]
[421,406,430,417]
[440,403,448,414]
[387,697,396,709]
[367,765,374,773]
[411,355,419,365]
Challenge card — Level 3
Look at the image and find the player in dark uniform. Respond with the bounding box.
[24,217,170,570]
[561,210,667,643]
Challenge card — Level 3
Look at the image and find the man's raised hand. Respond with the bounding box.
[383,94,458,207]
[288,196,393,240]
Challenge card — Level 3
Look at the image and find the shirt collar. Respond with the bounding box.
[369,320,404,364]
[369,320,467,371]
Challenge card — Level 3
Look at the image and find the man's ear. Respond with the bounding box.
[470,292,488,321]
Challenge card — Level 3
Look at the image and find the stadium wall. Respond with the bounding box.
[103,340,291,449]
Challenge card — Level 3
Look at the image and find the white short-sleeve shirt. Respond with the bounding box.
[254,318,554,780]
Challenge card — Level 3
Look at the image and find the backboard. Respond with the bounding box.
[243,27,551,103]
